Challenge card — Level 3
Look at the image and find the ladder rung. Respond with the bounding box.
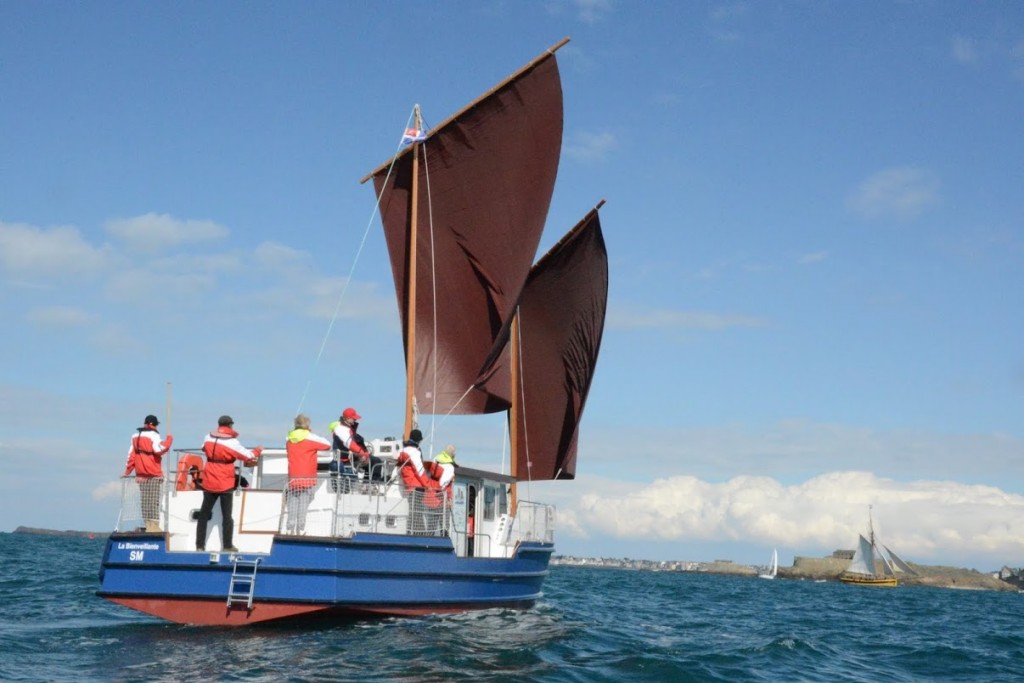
[226,556,261,609]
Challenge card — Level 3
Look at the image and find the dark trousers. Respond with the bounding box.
[196,490,234,550]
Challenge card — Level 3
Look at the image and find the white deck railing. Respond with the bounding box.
[115,450,555,557]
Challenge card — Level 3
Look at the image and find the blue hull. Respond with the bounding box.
[97,532,552,625]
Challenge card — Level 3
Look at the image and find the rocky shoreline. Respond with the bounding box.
[13,526,104,539]
[553,554,1019,592]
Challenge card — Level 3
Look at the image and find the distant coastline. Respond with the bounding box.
[553,555,1022,593]
[13,526,104,539]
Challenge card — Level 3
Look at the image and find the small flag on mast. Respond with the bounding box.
[401,127,427,145]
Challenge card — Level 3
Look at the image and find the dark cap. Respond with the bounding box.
[144,414,159,426]
[409,429,423,443]
[218,415,234,427]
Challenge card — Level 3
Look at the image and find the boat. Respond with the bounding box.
[839,508,917,587]
[96,37,609,626]
[757,548,778,579]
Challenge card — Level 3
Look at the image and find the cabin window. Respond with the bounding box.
[499,486,508,516]
[385,515,397,528]
[483,486,496,521]
[358,513,371,526]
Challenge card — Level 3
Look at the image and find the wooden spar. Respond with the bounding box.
[359,37,570,184]
[509,315,521,513]
[165,382,172,435]
[403,105,422,439]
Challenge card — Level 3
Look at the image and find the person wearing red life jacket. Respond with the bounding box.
[123,414,173,533]
[394,429,428,490]
[423,445,457,535]
[196,415,262,552]
[392,429,431,533]
[285,414,331,535]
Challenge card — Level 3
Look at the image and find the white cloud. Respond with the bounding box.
[707,1,748,44]
[847,167,940,220]
[565,130,616,162]
[543,0,612,23]
[104,268,218,305]
[607,307,766,331]
[570,471,1024,563]
[1012,39,1024,81]
[797,250,829,265]
[573,0,612,23]
[104,213,228,251]
[305,276,395,322]
[252,241,311,271]
[951,35,1024,80]
[27,306,95,327]
[92,480,123,501]
[0,221,108,276]
[952,36,979,64]
[88,323,148,355]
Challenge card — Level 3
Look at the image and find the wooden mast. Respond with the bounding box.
[403,105,422,439]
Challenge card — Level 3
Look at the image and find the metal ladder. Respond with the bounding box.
[226,557,260,610]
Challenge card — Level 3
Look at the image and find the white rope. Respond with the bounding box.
[422,137,442,452]
[295,107,422,415]
[515,307,533,501]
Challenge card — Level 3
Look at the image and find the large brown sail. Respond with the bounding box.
[479,209,608,481]
[368,49,563,416]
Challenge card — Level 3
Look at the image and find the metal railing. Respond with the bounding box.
[508,500,555,544]
[116,476,151,532]
[115,455,551,553]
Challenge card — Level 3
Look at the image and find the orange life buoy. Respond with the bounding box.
[175,454,205,491]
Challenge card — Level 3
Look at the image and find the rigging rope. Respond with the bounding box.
[423,131,442,451]
[515,308,533,500]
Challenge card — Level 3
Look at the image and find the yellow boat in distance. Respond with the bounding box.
[840,573,898,587]
[840,508,917,587]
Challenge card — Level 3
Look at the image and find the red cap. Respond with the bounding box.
[342,407,362,420]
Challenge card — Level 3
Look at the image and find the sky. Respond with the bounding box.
[2,1,1023,571]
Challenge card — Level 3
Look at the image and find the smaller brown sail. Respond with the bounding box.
[477,207,608,481]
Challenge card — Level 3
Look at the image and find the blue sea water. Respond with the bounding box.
[2,532,1024,682]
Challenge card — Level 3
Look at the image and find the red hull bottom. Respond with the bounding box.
[106,596,533,626]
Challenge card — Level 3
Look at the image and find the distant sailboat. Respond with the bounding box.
[758,548,778,580]
[840,508,918,587]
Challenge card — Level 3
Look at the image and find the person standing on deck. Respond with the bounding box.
[423,445,457,535]
[285,414,331,535]
[123,414,173,532]
[393,429,429,532]
[431,445,458,488]
[196,415,262,552]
